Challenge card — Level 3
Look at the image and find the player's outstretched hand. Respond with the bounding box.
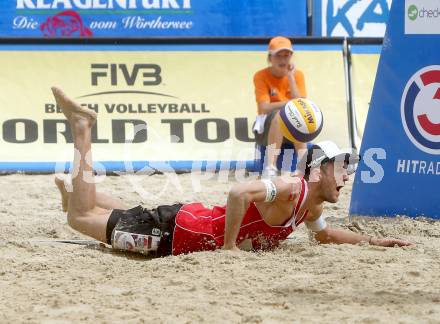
[372,237,413,247]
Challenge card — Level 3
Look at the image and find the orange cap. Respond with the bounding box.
[268,36,293,54]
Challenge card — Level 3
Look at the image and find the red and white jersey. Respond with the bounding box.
[172,178,309,255]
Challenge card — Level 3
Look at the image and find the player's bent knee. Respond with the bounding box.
[66,211,81,231]
[66,209,94,232]
[66,208,109,242]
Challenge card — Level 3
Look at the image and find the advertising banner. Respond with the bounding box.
[313,0,392,37]
[0,0,307,38]
[350,0,440,218]
[0,44,349,173]
[405,0,440,34]
[0,45,261,172]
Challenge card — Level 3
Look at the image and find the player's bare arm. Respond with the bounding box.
[223,177,301,250]
[304,210,412,247]
[223,180,268,250]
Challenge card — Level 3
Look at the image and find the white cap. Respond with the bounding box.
[298,140,360,175]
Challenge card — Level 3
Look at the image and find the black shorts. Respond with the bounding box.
[106,204,183,257]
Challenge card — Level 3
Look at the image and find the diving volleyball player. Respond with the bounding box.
[52,87,411,256]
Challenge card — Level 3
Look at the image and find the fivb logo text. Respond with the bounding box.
[17,0,191,10]
[91,64,162,86]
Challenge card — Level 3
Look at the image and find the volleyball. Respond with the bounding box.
[278,98,323,143]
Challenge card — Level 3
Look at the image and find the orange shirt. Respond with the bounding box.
[253,67,307,115]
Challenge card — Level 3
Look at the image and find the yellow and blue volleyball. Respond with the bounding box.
[278,98,323,143]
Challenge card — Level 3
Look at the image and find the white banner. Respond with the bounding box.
[405,0,440,34]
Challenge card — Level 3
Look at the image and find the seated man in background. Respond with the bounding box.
[253,36,307,177]
[52,87,411,257]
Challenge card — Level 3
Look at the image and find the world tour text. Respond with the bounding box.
[1,118,254,144]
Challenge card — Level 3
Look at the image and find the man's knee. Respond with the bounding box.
[66,209,93,231]
[66,211,80,231]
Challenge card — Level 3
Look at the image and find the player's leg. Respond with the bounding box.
[55,176,127,213]
[52,87,112,243]
[265,111,283,175]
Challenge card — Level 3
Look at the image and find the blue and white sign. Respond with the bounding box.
[314,0,392,37]
[0,0,307,38]
[350,0,440,218]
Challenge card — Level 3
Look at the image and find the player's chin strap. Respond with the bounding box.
[305,215,327,232]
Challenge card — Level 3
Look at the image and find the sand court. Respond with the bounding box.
[1,173,439,323]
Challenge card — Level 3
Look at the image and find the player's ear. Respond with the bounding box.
[308,167,321,183]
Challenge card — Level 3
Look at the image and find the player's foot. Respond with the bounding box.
[54,176,70,212]
[51,87,96,128]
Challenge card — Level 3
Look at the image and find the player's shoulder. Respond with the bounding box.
[275,173,302,184]
[271,175,303,200]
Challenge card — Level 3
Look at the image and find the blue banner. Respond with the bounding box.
[0,0,307,38]
[350,0,440,218]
